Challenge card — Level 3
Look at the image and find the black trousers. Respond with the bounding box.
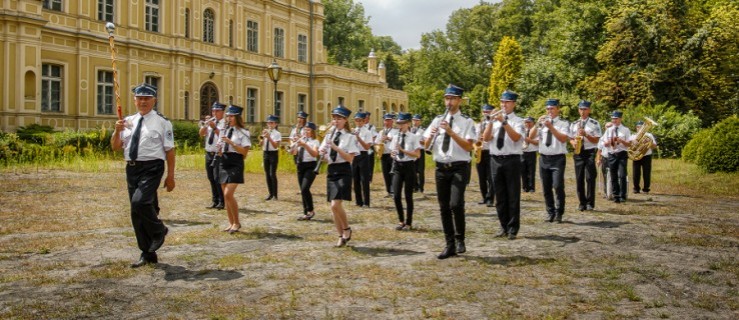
[608,151,629,201]
[263,150,279,197]
[205,152,224,205]
[633,155,652,192]
[521,151,537,192]
[392,161,416,225]
[126,160,167,256]
[352,152,371,206]
[600,155,610,198]
[381,153,393,194]
[540,154,567,217]
[476,151,493,202]
[368,150,376,183]
[297,161,317,213]
[415,152,426,192]
[491,155,522,234]
[573,149,597,208]
[435,162,470,246]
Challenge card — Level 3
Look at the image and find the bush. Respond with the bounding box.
[171,121,202,151]
[16,124,55,144]
[688,116,739,173]
[681,128,711,163]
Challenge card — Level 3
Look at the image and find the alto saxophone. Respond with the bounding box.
[573,120,585,155]
[473,120,485,164]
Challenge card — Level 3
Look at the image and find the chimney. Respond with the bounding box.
[367,49,377,74]
[378,61,386,83]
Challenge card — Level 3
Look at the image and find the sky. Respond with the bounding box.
[360,0,484,50]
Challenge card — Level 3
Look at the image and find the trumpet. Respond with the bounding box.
[259,127,273,149]
[537,115,552,128]
[198,116,217,128]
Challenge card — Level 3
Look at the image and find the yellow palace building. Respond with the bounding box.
[0,0,407,132]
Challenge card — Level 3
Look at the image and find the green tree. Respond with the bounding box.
[488,36,523,103]
[322,0,373,67]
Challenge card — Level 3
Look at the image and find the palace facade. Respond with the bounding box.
[0,0,407,133]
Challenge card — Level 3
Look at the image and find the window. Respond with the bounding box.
[145,0,159,32]
[97,0,114,22]
[358,100,364,112]
[144,76,160,110]
[338,97,345,106]
[203,9,215,43]
[184,8,190,38]
[41,64,63,112]
[43,0,62,11]
[247,21,258,52]
[298,94,307,113]
[229,20,234,47]
[247,88,257,123]
[97,71,114,115]
[273,27,284,58]
[298,34,308,63]
[184,91,190,120]
[275,92,283,121]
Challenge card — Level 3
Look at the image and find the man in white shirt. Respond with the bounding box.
[604,111,632,203]
[411,114,426,192]
[631,121,658,194]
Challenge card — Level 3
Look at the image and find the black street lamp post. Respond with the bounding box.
[267,60,282,121]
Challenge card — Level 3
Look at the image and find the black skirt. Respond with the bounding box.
[218,153,244,184]
[327,162,352,202]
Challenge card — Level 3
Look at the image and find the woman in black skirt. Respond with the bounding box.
[318,106,360,246]
[218,105,251,233]
[290,122,321,221]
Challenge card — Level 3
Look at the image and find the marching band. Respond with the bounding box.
[115,83,661,267]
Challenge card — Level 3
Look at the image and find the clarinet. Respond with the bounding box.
[212,123,231,166]
[314,126,338,174]
[389,134,400,174]
[425,107,451,154]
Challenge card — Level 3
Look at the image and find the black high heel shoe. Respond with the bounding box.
[335,236,347,247]
[342,227,352,243]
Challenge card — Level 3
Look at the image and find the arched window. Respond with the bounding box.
[203,9,215,43]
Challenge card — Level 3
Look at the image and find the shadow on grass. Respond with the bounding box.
[239,208,274,215]
[162,219,210,227]
[567,220,630,228]
[462,255,557,267]
[526,235,581,247]
[157,263,243,282]
[230,230,303,241]
[350,246,425,257]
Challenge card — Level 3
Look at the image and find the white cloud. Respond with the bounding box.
[360,0,483,50]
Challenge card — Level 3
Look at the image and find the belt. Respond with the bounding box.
[359,151,368,155]
[206,151,216,156]
[540,154,566,158]
[264,150,278,153]
[435,161,469,170]
[491,154,520,159]
[127,159,162,166]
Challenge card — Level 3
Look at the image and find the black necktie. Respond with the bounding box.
[207,126,216,145]
[129,117,144,161]
[330,132,342,162]
[399,133,406,159]
[441,116,453,153]
[545,120,553,147]
[224,128,233,152]
[496,117,506,150]
[613,127,619,146]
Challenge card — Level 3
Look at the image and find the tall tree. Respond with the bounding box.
[322,0,373,67]
[488,36,524,103]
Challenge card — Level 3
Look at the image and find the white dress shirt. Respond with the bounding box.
[487,113,526,156]
[297,138,320,162]
[204,118,226,153]
[121,111,174,161]
[422,110,475,163]
[536,117,571,155]
[354,125,375,152]
[320,129,360,165]
[604,125,631,153]
[570,117,602,151]
[375,127,399,154]
[220,127,251,154]
[263,129,282,151]
[387,131,422,162]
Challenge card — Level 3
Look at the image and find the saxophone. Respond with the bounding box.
[375,128,389,158]
[573,120,585,155]
[627,117,658,161]
[473,120,485,164]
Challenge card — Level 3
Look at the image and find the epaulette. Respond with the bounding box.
[155,111,169,121]
[435,115,443,119]
[461,114,470,119]
[588,118,599,125]
[238,128,250,136]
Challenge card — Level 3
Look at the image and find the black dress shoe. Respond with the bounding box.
[149,227,168,252]
[486,202,495,207]
[214,203,224,210]
[578,206,586,211]
[456,240,466,254]
[477,200,487,205]
[508,233,517,240]
[494,229,508,237]
[206,202,217,209]
[546,215,554,223]
[265,195,273,201]
[586,205,594,211]
[437,246,457,259]
[555,215,563,223]
[633,190,640,194]
[130,253,157,268]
